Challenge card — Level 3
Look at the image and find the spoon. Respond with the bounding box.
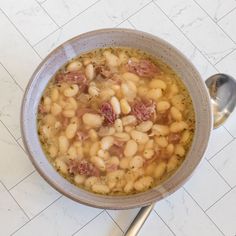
[124,73,236,236]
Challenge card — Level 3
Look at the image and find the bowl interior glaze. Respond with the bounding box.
[21,29,212,209]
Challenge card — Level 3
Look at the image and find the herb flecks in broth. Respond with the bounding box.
[37,47,195,195]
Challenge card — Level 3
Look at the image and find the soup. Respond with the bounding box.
[37,47,195,195]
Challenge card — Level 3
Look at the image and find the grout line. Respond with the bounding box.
[0,9,43,60]
[10,195,62,236]
[0,62,24,92]
[105,210,124,233]
[33,0,102,47]
[205,188,233,212]
[217,6,236,22]
[152,1,221,71]
[192,0,236,47]
[0,180,30,220]
[207,159,233,189]
[115,0,153,27]
[9,170,36,191]
[127,19,136,29]
[36,1,60,28]
[222,125,235,139]
[153,209,177,236]
[37,0,47,4]
[214,48,236,66]
[71,210,105,236]
[207,138,235,161]
[183,188,226,236]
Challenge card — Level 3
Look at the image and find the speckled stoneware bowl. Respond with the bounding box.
[21,28,212,209]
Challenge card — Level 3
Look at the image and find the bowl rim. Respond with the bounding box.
[21,28,212,209]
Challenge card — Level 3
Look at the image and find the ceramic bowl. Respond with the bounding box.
[21,28,212,209]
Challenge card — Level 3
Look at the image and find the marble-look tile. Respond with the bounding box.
[14,197,102,236]
[218,9,236,43]
[154,0,236,64]
[0,0,58,45]
[34,0,151,58]
[74,211,122,236]
[117,20,134,29]
[204,126,233,160]
[129,3,217,79]
[139,211,174,236]
[194,0,236,22]
[17,137,25,152]
[0,121,34,189]
[0,182,28,235]
[224,108,236,138]
[210,139,236,187]
[207,187,236,236]
[10,172,61,218]
[42,0,98,26]
[107,208,140,231]
[0,11,41,89]
[155,188,223,236]
[184,159,230,210]
[0,64,23,139]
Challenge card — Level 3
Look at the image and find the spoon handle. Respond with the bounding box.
[124,204,154,236]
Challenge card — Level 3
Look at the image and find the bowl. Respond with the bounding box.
[21,28,212,209]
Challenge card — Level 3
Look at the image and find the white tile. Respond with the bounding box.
[207,187,236,236]
[34,0,150,58]
[0,182,28,235]
[218,9,236,43]
[184,159,230,210]
[107,208,140,231]
[154,0,236,64]
[10,172,61,218]
[74,211,122,236]
[0,121,34,189]
[224,107,236,138]
[117,20,134,29]
[155,188,223,236]
[129,3,217,79]
[0,64,23,139]
[139,211,174,236]
[194,0,236,21]
[42,0,98,26]
[0,11,41,89]
[14,197,102,236]
[0,0,58,45]
[210,139,236,187]
[204,126,233,160]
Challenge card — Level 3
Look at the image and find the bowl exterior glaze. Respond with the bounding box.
[21,28,212,209]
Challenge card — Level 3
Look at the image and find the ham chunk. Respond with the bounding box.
[132,100,155,122]
[100,102,116,125]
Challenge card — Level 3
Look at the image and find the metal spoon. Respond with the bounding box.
[124,73,236,236]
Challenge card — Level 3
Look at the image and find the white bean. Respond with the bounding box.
[107,170,125,181]
[152,124,169,136]
[98,126,115,137]
[51,103,62,116]
[149,79,167,90]
[100,88,115,101]
[124,140,138,157]
[170,107,182,121]
[82,113,103,128]
[113,132,130,142]
[122,72,140,82]
[129,155,144,169]
[50,88,59,102]
[92,184,110,194]
[100,136,114,150]
[85,64,95,80]
[136,121,153,132]
[167,155,179,173]
[88,129,98,141]
[65,123,77,139]
[91,156,106,171]
[147,88,162,100]
[166,144,174,155]
[154,162,166,179]
[155,136,168,148]
[124,181,134,193]
[134,176,153,191]
[110,96,121,115]
[104,51,120,67]
[171,95,185,111]
[74,174,86,185]
[55,159,68,174]
[156,101,171,112]
[130,130,149,144]
[64,84,79,97]
[175,144,185,157]
[145,163,157,175]
[114,119,123,132]
[85,177,98,188]
[62,109,75,118]
[120,98,131,114]
[48,145,58,158]
[90,142,100,156]
[58,136,69,154]
[122,115,137,126]
[119,157,131,169]
[143,149,154,159]
[145,139,154,149]
[88,85,100,97]
[181,130,190,144]
[170,121,188,133]
[66,60,82,72]
[67,146,77,160]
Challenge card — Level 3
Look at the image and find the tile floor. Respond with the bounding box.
[0,0,236,235]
